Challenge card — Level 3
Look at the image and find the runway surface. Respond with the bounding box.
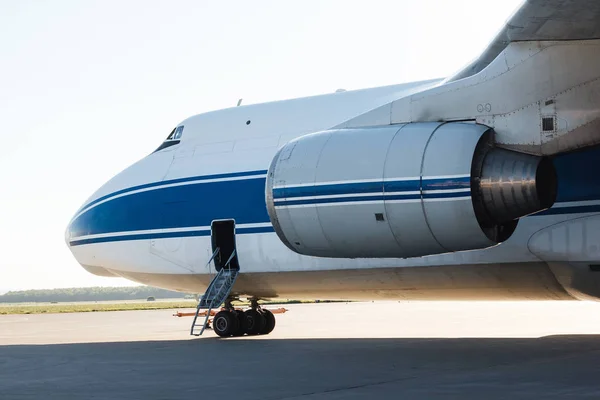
[2,301,600,399]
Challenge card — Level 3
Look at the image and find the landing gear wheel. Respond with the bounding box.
[213,311,238,337]
[260,309,276,335]
[231,310,245,337]
[242,309,265,335]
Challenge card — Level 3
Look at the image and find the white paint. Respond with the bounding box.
[58,1,600,300]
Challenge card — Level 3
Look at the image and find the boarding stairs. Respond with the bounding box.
[190,247,239,336]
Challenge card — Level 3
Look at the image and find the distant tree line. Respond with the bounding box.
[0,286,194,303]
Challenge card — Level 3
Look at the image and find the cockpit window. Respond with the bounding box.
[153,125,184,153]
[173,126,184,139]
[163,126,184,141]
[165,128,176,140]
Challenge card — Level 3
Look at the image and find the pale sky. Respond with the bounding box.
[0,0,522,293]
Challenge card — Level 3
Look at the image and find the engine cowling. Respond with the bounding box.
[265,122,557,258]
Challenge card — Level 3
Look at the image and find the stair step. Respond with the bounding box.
[190,259,239,336]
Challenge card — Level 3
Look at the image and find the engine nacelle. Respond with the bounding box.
[266,122,557,258]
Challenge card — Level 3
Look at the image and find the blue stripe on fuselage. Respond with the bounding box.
[274,193,421,207]
[534,205,600,216]
[272,177,470,199]
[78,169,268,213]
[552,147,600,203]
[69,145,600,246]
[69,177,270,238]
[272,177,470,206]
[421,177,470,190]
[69,226,275,246]
[273,181,385,199]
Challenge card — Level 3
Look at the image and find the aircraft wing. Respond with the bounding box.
[448,0,600,82]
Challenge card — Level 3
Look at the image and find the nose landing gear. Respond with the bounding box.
[212,298,278,338]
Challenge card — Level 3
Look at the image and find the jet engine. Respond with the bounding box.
[265,122,557,258]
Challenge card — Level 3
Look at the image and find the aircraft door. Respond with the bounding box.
[211,219,239,271]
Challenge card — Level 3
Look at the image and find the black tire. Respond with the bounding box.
[242,309,265,335]
[260,309,276,335]
[231,310,245,336]
[213,311,237,337]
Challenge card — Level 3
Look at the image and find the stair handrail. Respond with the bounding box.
[223,249,237,270]
[200,247,221,300]
[207,247,220,270]
[191,249,239,336]
[204,269,224,300]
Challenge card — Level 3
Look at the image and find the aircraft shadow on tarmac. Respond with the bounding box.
[2,336,600,400]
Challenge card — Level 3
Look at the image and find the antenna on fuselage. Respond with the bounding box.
[237,98,243,106]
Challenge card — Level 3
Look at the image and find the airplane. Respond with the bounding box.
[66,0,600,337]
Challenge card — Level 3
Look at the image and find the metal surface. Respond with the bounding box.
[384,122,444,256]
[528,213,600,301]
[346,40,600,156]
[419,123,496,252]
[116,262,572,301]
[64,18,600,304]
[266,123,501,259]
[265,146,295,252]
[448,0,600,82]
[477,148,557,224]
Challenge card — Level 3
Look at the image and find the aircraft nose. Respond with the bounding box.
[64,150,175,265]
[64,210,120,278]
[64,166,144,276]
[65,221,72,248]
[65,198,95,248]
[65,200,94,258]
[65,211,83,248]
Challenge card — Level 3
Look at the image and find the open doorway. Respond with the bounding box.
[211,219,239,271]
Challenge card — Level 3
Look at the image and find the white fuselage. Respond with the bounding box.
[66,49,600,301]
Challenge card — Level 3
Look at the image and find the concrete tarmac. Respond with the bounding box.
[2,301,600,399]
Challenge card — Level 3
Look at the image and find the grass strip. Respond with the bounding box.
[0,299,340,315]
[0,301,197,315]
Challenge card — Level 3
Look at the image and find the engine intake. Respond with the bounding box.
[266,122,556,258]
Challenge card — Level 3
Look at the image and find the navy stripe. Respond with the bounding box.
[67,145,600,246]
[70,177,270,238]
[69,204,600,246]
[79,169,268,212]
[273,177,468,200]
[553,146,600,203]
[273,181,383,199]
[384,194,424,201]
[275,193,427,207]
[69,226,275,246]
[274,190,471,207]
[531,205,600,216]
[422,191,471,199]
[70,202,600,246]
[275,195,388,206]
[383,180,420,193]
[422,177,470,191]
